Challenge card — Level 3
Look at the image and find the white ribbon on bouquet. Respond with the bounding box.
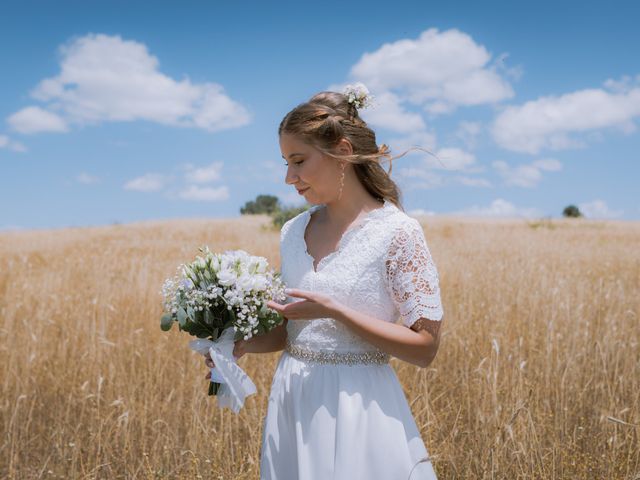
[189,327,257,414]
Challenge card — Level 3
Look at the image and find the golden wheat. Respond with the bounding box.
[1,214,638,479]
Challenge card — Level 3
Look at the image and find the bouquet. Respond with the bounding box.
[160,246,286,413]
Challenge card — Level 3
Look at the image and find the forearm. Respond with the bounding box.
[244,319,288,354]
[332,304,437,368]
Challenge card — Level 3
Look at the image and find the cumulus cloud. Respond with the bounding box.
[394,142,491,189]
[387,130,438,157]
[7,107,68,134]
[123,173,168,192]
[178,185,229,201]
[453,198,542,218]
[76,172,100,184]
[358,91,426,133]
[492,157,562,187]
[396,167,444,190]
[491,75,640,153]
[0,134,27,152]
[453,176,492,187]
[7,33,251,134]
[183,161,223,184]
[578,199,623,219]
[455,121,482,150]
[431,147,477,171]
[349,28,514,115]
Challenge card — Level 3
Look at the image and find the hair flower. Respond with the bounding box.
[343,82,374,110]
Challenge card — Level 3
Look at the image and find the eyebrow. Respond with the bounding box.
[281,153,304,160]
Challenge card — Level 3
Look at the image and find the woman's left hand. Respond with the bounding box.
[267,288,341,320]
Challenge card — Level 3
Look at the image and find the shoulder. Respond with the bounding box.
[384,209,426,243]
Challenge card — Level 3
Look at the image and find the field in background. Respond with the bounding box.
[1,214,639,479]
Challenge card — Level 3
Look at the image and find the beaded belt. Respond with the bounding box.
[285,339,390,365]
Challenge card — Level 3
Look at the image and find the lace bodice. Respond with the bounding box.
[280,199,443,355]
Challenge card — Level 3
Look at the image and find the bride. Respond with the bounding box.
[206,87,444,479]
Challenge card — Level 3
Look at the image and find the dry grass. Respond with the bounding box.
[1,214,639,479]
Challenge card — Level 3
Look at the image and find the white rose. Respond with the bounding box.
[217,268,237,287]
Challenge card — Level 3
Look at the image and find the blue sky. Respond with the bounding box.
[1,0,639,230]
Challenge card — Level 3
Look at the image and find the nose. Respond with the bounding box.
[285,165,297,185]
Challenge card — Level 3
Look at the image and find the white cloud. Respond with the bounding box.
[349,28,514,114]
[492,158,562,188]
[532,158,562,171]
[76,172,100,184]
[359,90,426,133]
[431,147,477,171]
[396,167,444,189]
[395,145,490,189]
[178,185,229,201]
[123,173,168,192]
[491,76,640,153]
[453,198,542,218]
[387,130,438,158]
[578,199,623,219]
[183,161,223,184]
[8,33,251,134]
[492,157,562,187]
[453,176,492,187]
[455,121,482,150]
[408,208,436,217]
[0,134,27,152]
[7,106,68,134]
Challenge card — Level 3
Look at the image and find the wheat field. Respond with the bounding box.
[1,214,638,479]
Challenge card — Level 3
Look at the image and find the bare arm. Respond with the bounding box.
[332,304,443,368]
[243,318,289,355]
[204,317,288,370]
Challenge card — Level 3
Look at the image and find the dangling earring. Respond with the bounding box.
[337,162,346,200]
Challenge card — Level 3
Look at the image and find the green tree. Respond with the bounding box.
[271,205,310,229]
[240,194,280,215]
[562,205,583,218]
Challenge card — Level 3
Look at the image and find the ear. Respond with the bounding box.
[336,138,353,157]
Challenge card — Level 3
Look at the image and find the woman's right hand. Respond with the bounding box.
[203,339,248,379]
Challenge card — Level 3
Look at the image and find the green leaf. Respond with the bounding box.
[160,313,174,331]
[177,307,188,327]
[204,309,214,326]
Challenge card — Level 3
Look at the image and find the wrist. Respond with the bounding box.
[329,301,349,323]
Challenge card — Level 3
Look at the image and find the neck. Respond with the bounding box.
[323,173,385,226]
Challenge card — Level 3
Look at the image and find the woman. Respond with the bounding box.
[206,88,444,479]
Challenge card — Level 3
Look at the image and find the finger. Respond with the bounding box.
[205,372,211,380]
[285,288,315,301]
[267,300,286,313]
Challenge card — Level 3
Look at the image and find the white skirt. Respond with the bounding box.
[259,350,437,480]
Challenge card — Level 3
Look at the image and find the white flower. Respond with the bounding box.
[343,82,373,110]
[217,268,237,287]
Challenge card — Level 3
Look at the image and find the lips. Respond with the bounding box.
[297,187,309,195]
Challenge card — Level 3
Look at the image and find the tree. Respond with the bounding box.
[271,205,309,229]
[240,194,280,215]
[562,205,582,218]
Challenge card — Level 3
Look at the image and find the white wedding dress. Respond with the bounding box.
[259,199,443,480]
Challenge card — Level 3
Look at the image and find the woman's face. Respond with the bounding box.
[279,133,342,205]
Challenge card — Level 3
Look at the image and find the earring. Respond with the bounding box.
[337,163,346,200]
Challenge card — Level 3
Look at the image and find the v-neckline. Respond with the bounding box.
[302,200,392,273]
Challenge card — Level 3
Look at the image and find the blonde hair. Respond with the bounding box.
[279,91,415,210]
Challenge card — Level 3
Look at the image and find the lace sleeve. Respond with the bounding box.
[385,219,443,327]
